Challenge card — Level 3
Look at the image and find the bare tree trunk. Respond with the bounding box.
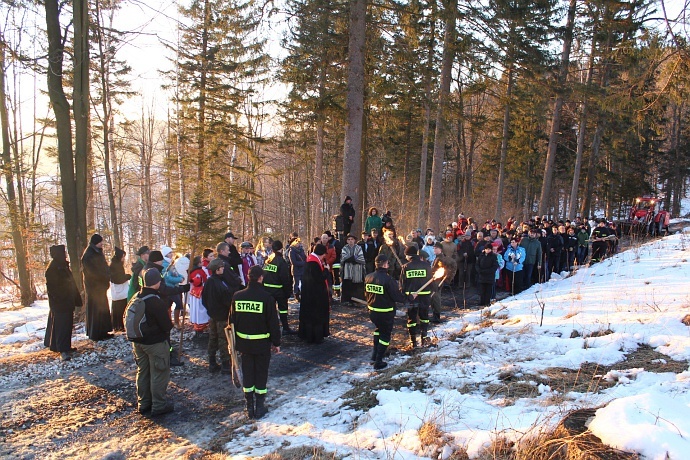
[0,41,35,306]
[341,0,366,236]
[311,65,326,238]
[495,65,514,219]
[539,0,577,217]
[93,0,121,247]
[568,41,595,220]
[417,0,436,229]
[45,0,84,290]
[73,0,89,245]
[428,0,456,232]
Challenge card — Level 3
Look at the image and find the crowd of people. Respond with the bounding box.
[42,196,622,419]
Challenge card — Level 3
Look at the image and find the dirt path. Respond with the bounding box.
[0,287,482,459]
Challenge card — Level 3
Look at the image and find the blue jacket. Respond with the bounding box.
[503,246,526,272]
[162,259,184,287]
[288,244,306,277]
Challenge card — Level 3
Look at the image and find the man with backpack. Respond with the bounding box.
[127,269,175,417]
[140,250,189,366]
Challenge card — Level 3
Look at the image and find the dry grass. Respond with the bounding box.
[516,409,639,460]
[418,420,444,448]
[483,344,689,402]
[340,354,430,411]
[583,328,615,339]
[682,314,690,326]
[476,436,514,460]
[447,447,470,460]
[259,446,340,460]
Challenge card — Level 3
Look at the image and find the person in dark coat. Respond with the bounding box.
[140,251,191,366]
[287,239,306,301]
[262,240,295,334]
[231,265,281,419]
[81,234,113,340]
[202,258,236,374]
[298,244,330,344]
[45,245,82,360]
[339,196,355,238]
[477,245,499,307]
[109,247,131,331]
[131,269,175,417]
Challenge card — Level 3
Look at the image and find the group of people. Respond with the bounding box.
[42,203,621,420]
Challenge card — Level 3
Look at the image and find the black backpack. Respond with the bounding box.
[123,294,157,342]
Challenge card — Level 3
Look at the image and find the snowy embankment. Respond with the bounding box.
[227,234,690,459]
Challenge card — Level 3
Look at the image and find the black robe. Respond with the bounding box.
[81,244,112,340]
[44,261,82,352]
[298,256,330,344]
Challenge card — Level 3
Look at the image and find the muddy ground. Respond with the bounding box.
[0,285,485,459]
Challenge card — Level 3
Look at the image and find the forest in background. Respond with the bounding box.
[0,0,688,305]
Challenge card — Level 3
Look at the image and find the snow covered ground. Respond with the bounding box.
[226,233,690,459]
[3,233,690,459]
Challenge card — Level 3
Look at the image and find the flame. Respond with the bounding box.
[383,232,395,245]
[433,267,445,280]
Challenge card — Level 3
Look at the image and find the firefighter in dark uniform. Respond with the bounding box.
[231,265,281,419]
[590,219,613,264]
[262,240,295,335]
[364,254,412,370]
[400,245,432,348]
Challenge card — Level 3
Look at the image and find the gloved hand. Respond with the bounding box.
[180,283,191,293]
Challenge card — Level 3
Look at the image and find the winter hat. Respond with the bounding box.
[207,258,225,272]
[404,245,418,256]
[114,247,126,259]
[143,268,162,287]
[224,232,237,240]
[272,240,283,252]
[90,234,103,245]
[345,195,352,202]
[161,246,173,259]
[491,241,502,248]
[49,244,66,260]
[434,242,444,250]
[313,244,327,256]
[149,250,164,263]
[375,254,389,268]
[136,245,150,256]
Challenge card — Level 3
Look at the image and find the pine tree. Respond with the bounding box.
[176,187,225,257]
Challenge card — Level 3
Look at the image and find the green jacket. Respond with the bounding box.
[127,257,146,301]
[519,237,543,266]
[365,215,382,234]
[577,230,589,247]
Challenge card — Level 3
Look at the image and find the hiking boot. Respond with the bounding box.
[209,355,221,373]
[370,346,377,363]
[60,352,71,361]
[373,344,389,370]
[255,394,268,419]
[221,360,231,375]
[245,393,255,419]
[150,403,174,417]
[138,405,152,415]
[373,360,388,370]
